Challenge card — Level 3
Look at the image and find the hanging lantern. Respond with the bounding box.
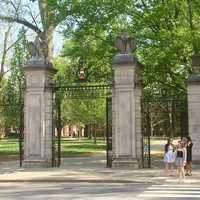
[79,69,85,80]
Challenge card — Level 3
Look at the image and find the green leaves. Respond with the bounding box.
[58,0,200,101]
[61,99,106,127]
[0,27,29,128]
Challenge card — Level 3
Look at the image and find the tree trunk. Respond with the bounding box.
[84,124,89,138]
[88,124,92,139]
[45,26,55,62]
[38,0,56,62]
[0,25,12,82]
[93,124,97,144]
[0,1,58,63]
[169,101,175,138]
[4,127,10,137]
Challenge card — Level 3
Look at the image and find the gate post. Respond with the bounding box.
[23,58,56,167]
[187,55,200,163]
[112,34,142,169]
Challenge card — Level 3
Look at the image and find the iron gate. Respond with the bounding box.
[0,103,24,167]
[51,84,112,167]
[141,98,188,168]
[106,97,112,168]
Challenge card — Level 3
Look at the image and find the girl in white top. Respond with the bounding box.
[164,138,175,176]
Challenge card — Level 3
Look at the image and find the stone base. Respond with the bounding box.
[192,160,200,165]
[112,158,139,169]
[191,156,200,165]
[23,159,52,168]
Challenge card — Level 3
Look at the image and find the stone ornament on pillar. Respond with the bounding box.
[27,33,51,67]
[115,32,136,54]
[112,32,142,169]
[113,32,137,66]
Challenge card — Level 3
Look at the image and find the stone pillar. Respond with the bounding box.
[187,55,200,163]
[23,58,56,167]
[112,53,142,169]
[135,63,143,167]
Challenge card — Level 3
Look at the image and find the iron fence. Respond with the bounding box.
[51,84,113,167]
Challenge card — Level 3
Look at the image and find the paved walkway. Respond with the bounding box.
[0,156,200,184]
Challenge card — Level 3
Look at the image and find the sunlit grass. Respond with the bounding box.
[61,138,106,157]
[0,137,180,161]
[0,138,106,161]
[0,139,19,155]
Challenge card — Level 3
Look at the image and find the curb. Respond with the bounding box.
[0,179,156,184]
[0,178,199,184]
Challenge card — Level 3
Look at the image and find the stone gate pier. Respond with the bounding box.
[187,55,200,163]
[23,58,56,167]
[112,34,142,169]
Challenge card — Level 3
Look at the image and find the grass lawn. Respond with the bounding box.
[0,138,19,162]
[61,138,106,157]
[0,138,106,162]
[0,137,180,162]
[0,138,19,155]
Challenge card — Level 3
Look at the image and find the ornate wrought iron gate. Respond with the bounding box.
[141,98,188,168]
[52,92,62,167]
[51,84,112,167]
[106,97,112,168]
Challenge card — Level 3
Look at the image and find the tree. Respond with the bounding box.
[0,0,21,79]
[0,0,134,61]
[0,24,11,82]
[53,1,200,139]
[54,55,108,139]
[0,0,71,61]
[61,98,106,142]
[0,27,29,131]
[58,0,200,100]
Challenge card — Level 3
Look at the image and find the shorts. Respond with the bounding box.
[175,157,184,167]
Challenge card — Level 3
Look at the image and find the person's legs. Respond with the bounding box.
[185,162,189,175]
[177,166,181,182]
[181,166,185,182]
[165,163,169,176]
[169,163,174,176]
[188,161,192,175]
[176,166,179,177]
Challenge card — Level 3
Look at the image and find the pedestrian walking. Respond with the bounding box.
[175,141,187,182]
[185,136,193,176]
[164,138,175,176]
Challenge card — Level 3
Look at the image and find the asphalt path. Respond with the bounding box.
[1,182,200,200]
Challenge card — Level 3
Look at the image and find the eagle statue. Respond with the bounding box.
[27,33,48,60]
[115,32,136,53]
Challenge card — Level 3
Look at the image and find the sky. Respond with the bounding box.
[25,27,65,56]
[0,22,65,78]
[0,23,65,54]
[53,29,65,56]
[0,0,65,63]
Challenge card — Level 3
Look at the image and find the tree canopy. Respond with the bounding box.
[1,0,200,132]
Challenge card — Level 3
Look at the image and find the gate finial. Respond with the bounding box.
[115,32,136,53]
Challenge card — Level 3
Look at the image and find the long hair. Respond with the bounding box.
[165,138,173,153]
[181,137,188,147]
[186,136,192,142]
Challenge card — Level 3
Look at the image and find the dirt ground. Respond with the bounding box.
[0,155,18,164]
